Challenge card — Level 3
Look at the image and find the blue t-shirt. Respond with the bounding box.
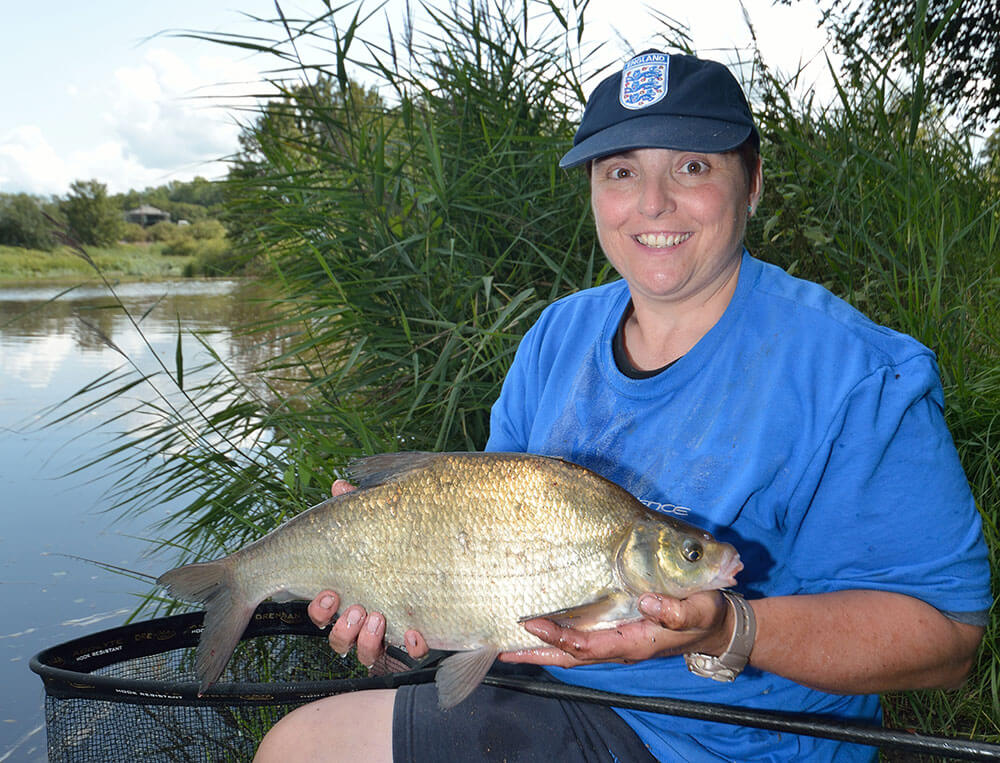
[485,252,992,761]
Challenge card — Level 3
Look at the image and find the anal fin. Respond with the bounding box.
[435,647,499,709]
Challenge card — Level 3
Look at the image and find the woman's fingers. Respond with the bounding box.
[403,629,430,659]
[307,590,340,628]
[331,479,356,497]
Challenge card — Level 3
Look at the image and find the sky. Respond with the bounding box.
[0,0,834,198]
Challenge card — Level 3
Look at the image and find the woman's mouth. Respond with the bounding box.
[635,231,692,248]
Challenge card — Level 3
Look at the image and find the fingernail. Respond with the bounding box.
[345,608,363,627]
[639,595,662,616]
[406,632,418,650]
[366,613,383,634]
[523,620,549,637]
[319,596,334,610]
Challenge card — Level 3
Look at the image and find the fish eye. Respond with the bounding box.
[682,539,703,563]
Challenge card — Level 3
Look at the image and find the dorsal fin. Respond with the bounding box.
[347,451,444,488]
[348,451,577,489]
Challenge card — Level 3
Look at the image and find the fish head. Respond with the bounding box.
[617,518,743,599]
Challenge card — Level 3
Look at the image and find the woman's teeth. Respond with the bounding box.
[635,232,692,248]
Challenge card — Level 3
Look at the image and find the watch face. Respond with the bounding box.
[684,653,740,682]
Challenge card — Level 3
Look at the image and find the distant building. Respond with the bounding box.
[125,205,171,227]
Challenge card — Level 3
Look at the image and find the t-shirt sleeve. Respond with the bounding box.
[485,321,543,453]
[783,354,992,614]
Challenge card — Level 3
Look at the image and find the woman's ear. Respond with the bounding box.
[749,157,763,211]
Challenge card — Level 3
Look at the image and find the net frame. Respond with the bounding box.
[30,601,436,761]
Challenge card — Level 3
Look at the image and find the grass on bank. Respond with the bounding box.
[0,243,193,281]
[0,234,250,281]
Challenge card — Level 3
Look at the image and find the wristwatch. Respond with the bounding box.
[684,591,756,682]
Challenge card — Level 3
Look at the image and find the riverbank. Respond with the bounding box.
[0,243,195,281]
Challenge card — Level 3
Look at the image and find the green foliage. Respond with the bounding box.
[61,179,124,246]
[781,0,1000,129]
[0,193,57,250]
[182,239,250,277]
[220,2,608,457]
[112,176,226,221]
[189,219,226,240]
[121,221,149,243]
[0,243,193,280]
[146,220,183,242]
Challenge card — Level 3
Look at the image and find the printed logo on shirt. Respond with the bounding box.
[620,52,669,111]
[639,498,691,518]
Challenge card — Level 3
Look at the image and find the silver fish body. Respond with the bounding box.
[158,451,742,707]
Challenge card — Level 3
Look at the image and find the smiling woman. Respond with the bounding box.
[252,47,991,763]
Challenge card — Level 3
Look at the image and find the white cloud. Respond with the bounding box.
[105,48,270,182]
[0,47,268,197]
[0,126,72,196]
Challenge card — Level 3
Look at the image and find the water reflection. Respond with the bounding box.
[0,279,278,762]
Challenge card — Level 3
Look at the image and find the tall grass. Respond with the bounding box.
[54,0,998,750]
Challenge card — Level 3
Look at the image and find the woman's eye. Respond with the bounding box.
[681,160,707,175]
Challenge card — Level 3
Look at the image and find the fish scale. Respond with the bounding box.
[158,451,742,707]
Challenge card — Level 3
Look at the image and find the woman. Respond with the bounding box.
[255,50,991,761]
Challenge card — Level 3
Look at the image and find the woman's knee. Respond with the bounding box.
[254,689,396,762]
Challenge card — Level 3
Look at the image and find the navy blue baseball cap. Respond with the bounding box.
[559,50,759,168]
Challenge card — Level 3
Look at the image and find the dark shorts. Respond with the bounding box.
[391,665,657,762]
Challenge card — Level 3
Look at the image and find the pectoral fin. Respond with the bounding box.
[435,647,499,709]
[518,590,639,631]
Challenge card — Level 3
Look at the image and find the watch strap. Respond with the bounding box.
[684,590,756,682]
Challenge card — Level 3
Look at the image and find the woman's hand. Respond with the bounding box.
[306,478,430,666]
[498,590,731,668]
[307,589,430,666]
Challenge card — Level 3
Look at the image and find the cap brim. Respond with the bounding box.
[559,114,755,169]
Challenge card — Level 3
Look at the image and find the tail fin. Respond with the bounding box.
[157,559,258,694]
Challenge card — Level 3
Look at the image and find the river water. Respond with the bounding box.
[0,279,273,762]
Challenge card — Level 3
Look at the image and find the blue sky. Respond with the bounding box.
[0,1,832,197]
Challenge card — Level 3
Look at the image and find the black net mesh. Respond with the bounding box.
[30,602,436,762]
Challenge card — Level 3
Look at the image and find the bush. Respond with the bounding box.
[182,238,246,276]
[161,234,199,256]
[0,193,57,250]
[189,219,227,240]
[61,179,123,246]
[120,222,149,243]
[147,220,182,242]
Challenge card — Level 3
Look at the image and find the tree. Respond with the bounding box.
[0,193,57,250]
[783,0,1000,129]
[61,179,123,246]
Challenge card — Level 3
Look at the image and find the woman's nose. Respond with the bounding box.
[638,176,674,217]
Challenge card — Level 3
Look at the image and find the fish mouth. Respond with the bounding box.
[711,545,744,589]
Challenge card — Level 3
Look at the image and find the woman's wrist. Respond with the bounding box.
[685,591,757,682]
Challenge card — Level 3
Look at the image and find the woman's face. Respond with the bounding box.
[590,147,761,311]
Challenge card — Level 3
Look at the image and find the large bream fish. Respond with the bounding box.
[158,451,742,707]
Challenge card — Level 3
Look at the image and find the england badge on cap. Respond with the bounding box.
[619,52,669,111]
